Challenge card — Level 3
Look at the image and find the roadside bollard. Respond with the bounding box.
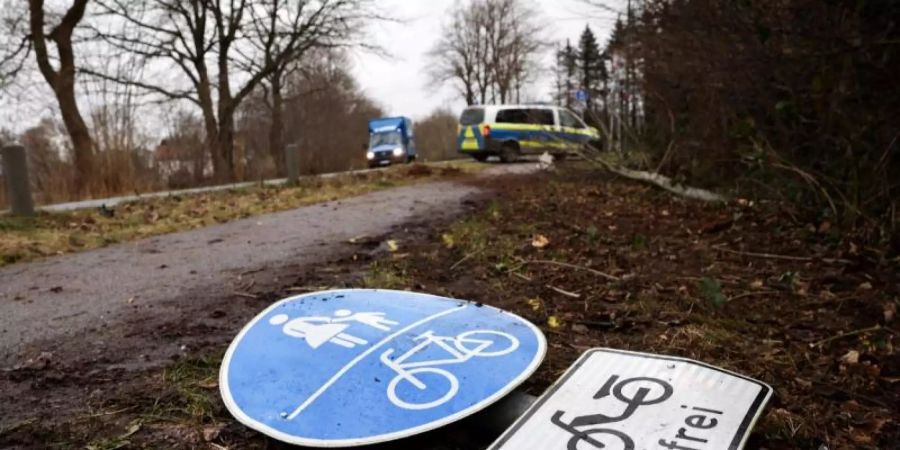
[1,144,35,216]
[286,143,299,185]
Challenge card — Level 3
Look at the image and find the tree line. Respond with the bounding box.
[576,0,898,241]
[0,0,386,198]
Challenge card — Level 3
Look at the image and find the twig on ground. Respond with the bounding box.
[510,271,533,282]
[728,290,779,302]
[713,245,852,264]
[238,267,266,277]
[77,406,136,421]
[232,292,258,299]
[548,285,581,298]
[450,249,482,271]
[811,380,890,409]
[811,325,893,348]
[518,258,620,281]
[285,286,331,293]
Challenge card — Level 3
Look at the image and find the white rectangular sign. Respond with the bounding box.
[490,348,773,450]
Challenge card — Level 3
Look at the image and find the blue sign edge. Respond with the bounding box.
[487,348,774,450]
[219,288,548,448]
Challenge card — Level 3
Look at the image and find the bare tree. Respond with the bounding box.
[481,0,542,103]
[241,0,378,175]
[0,1,95,192]
[90,0,376,182]
[239,49,385,176]
[427,6,482,105]
[428,0,543,106]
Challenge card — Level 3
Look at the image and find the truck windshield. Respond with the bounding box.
[369,131,402,148]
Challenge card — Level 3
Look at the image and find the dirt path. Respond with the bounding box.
[0,165,534,428]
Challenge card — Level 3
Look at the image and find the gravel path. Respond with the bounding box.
[0,165,533,366]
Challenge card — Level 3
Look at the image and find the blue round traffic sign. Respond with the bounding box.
[220,289,546,447]
[575,89,588,103]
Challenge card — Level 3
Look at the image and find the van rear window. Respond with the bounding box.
[459,108,485,126]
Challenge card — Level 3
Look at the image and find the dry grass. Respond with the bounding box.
[0,162,484,267]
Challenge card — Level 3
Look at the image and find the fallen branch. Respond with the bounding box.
[578,147,726,203]
[609,165,726,203]
[518,259,620,281]
[232,292,258,299]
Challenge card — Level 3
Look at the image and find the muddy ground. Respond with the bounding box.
[1,166,897,449]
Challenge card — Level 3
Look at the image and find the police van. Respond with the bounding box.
[457,105,601,162]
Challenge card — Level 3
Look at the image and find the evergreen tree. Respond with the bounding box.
[607,17,626,51]
[554,40,577,107]
[577,26,607,121]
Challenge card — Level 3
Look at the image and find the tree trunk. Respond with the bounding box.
[56,84,94,191]
[217,107,236,182]
[216,35,236,182]
[268,74,286,175]
[28,0,94,194]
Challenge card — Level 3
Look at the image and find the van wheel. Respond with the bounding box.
[499,142,520,163]
[472,154,489,162]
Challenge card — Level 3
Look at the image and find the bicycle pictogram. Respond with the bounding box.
[551,375,673,450]
[380,329,520,410]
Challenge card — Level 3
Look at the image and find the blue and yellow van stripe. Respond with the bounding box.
[458,123,599,152]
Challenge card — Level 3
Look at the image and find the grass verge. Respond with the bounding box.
[0,162,482,267]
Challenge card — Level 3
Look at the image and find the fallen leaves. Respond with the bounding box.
[840,350,861,365]
[531,234,550,249]
[441,233,455,249]
[547,316,562,329]
[386,240,399,253]
[197,378,218,389]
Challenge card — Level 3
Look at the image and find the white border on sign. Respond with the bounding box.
[219,289,548,448]
[488,348,774,450]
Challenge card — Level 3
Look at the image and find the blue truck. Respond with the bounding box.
[366,117,417,168]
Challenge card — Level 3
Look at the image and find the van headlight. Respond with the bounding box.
[366,151,374,160]
[392,147,404,157]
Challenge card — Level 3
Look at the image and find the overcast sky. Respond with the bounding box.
[349,0,621,120]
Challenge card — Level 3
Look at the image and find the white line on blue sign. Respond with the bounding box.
[286,304,467,419]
